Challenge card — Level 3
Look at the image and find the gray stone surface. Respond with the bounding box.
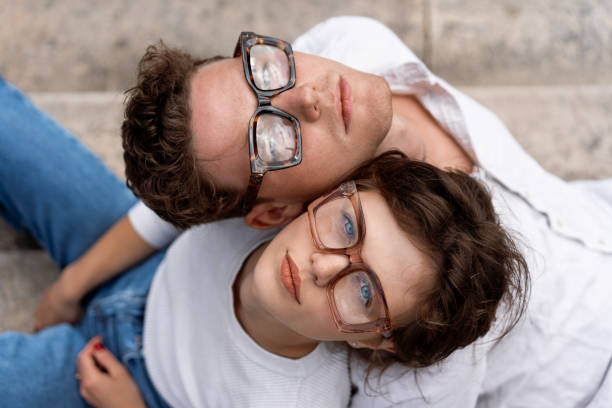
[431,0,612,85]
[3,0,611,90]
[460,85,612,180]
[0,0,424,92]
[0,251,59,333]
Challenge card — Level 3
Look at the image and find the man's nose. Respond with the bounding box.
[271,84,320,122]
[310,252,349,287]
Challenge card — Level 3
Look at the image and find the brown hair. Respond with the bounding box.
[122,42,242,228]
[348,152,529,372]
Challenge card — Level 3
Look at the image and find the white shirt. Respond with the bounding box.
[142,218,351,408]
[129,16,612,408]
[292,16,612,408]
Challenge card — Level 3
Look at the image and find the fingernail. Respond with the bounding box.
[94,342,104,350]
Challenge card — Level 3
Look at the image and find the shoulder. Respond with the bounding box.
[293,16,420,73]
[166,218,275,275]
[293,16,399,47]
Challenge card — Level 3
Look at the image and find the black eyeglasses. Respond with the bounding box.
[233,32,302,214]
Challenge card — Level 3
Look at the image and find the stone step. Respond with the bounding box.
[1,84,611,333]
[0,250,58,333]
[1,1,610,91]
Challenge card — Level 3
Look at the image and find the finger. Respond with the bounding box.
[77,337,105,380]
[92,347,127,378]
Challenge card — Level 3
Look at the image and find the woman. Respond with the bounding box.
[74,155,528,408]
[0,74,527,408]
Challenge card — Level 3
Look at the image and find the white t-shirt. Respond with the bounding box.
[142,218,351,407]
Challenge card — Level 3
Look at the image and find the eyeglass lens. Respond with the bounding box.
[249,44,291,90]
[313,195,382,325]
[249,44,297,164]
[333,270,383,324]
[313,196,360,249]
[255,114,296,162]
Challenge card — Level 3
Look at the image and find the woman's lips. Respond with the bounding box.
[340,77,352,133]
[280,252,301,304]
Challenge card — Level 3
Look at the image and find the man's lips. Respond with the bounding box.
[280,252,301,304]
[340,76,352,133]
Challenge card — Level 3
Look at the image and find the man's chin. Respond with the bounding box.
[371,75,393,148]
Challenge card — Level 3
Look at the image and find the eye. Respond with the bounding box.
[342,212,356,245]
[358,277,372,307]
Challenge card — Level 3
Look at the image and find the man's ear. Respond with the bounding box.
[244,201,303,230]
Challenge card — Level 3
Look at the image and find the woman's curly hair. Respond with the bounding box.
[122,42,242,228]
[348,152,530,371]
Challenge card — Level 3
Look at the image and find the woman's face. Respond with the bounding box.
[251,189,433,346]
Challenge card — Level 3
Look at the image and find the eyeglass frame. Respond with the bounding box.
[307,180,393,339]
[233,32,302,214]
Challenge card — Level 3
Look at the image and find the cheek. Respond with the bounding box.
[259,162,339,203]
[297,301,342,341]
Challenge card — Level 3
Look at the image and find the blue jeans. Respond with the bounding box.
[0,76,170,407]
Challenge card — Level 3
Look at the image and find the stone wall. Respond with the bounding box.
[2,0,611,91]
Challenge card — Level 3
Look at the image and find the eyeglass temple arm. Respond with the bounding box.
[241,173,264,214]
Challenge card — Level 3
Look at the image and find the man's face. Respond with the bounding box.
[190,52,393,205]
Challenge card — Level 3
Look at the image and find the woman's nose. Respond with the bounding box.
[310,252,349,287]
[272,84,320,122]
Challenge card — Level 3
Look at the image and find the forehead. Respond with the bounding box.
[358,191,432,324]
[189,57,255,189]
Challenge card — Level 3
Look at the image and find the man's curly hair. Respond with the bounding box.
[122,42,242,228]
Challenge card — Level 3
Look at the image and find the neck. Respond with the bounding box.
[375,112,426,160]
[377,94,475,172]
[233,244,318,359]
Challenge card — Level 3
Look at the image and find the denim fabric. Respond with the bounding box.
[0,76,169,408]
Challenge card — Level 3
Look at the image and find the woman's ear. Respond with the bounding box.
[244,201,303,229]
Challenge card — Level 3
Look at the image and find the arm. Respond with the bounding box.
[62,215,156,298]
[34,215,156,331]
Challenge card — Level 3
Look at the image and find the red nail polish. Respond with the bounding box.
[94,343,104,350]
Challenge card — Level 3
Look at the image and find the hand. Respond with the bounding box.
[76,336,146,408]
[33,266,82,332]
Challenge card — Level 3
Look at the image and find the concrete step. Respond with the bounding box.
[1,1,610,91]
[1,85,611,333]
[0,250,58,333]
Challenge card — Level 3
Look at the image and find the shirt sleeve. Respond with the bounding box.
[350,342,488,408]
[127,201,182,249]
[292,16,421,74]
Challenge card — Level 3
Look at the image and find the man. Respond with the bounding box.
[30,16,612,407]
